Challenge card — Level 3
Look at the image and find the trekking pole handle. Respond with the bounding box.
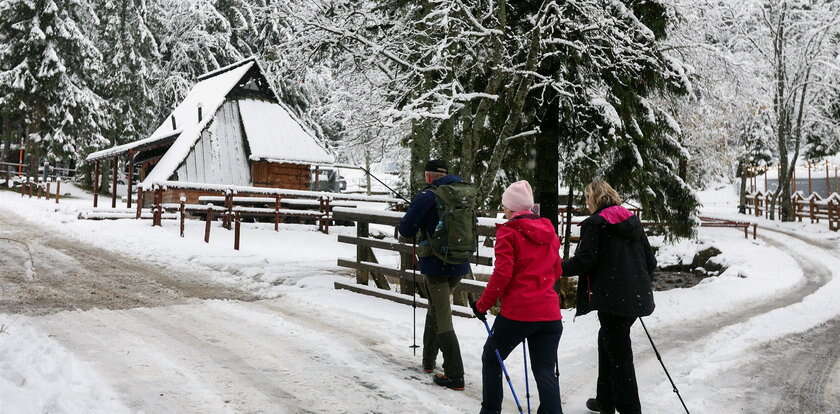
[482,319,525,414]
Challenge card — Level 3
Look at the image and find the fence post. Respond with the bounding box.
[274,195,281,232]
[324,198,331,234]
[356,220,370,285]
[224,191,233,230]
[111,158,118,209]
[810,198,816,223]
[754,193,760,217]
[179,195,186,237]
[136,189,144,219]
[204,206,213,243]
[46,180,51,200]
[55,178,61,204]
[234,211,241,251]
[152,186,163,227]
[93,160,100,208]
[753,224,757,240]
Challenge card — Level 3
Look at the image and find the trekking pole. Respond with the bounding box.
[410,239,420,356]
[640,318,690,414]
[523,339,531,414]
[481,319,525,414]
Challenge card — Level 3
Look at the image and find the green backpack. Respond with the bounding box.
[421,182,479,265]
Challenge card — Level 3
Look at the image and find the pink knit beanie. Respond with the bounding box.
[502,180,534,213]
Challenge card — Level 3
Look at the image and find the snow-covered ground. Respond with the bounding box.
[1,183,839,413]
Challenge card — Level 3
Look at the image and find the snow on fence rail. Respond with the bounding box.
[8,176,64,204]
[745,191,840,231]
[139,180,405,204]
[332,207,500,317]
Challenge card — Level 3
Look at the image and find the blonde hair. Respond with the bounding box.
[585,180,622,213]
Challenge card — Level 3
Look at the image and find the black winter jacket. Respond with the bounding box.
[562,205,657,318]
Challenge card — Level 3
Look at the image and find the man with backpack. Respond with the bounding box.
[399,159,477,391]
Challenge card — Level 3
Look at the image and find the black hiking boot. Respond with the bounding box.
[586,398,615,414]
[432,374,464,391]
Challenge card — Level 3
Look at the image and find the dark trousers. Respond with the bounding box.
[422,274,464,378]
[596,311,641,414]
[480,315,563,414]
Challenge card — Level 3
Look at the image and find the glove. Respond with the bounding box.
[469,299,487,321]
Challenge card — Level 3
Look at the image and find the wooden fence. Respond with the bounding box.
[8,176,64,204]
[745,191,840,231]
[332,207,501,318]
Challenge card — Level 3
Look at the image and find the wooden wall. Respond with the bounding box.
[175,100,251,185]
[251,162,310,190]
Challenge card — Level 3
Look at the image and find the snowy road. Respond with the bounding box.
[0,207,476,413]
[559,227,838,412]
[717,227,840,413]
[4,193,840,413]
[0,209,255,315]
[34,299,479,413]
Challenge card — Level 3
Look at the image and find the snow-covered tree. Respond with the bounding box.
[736,105,774,212]
[95,0,161,146]
[0,0,108,167]
[305,0,699,235]
[152,0,244,111]
[731,0,840,220]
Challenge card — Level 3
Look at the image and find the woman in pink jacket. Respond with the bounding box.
[471,180,564,414]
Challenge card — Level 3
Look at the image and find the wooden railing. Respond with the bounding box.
[8,176,64,204]
[745,191,840,231]
[332,207,501,318]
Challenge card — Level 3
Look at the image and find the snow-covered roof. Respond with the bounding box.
[85,129,182,162]
[238,98,334,165]
[141,61,256,185]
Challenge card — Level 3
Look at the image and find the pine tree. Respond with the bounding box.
[96,0,162,147]
[153,0,243,109]
[0,0,108,166]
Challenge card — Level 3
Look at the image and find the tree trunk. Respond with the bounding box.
[409,118,432,194]
[536,91,560,232]
[739,163,747,215]
[0,115,8,164]
[365,148,372,196]
[476,29,541,203]
[563,186,574,260]
[460,0,507,182]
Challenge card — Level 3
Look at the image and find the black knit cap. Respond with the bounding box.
[424,159,449,174]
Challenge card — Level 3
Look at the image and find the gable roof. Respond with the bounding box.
[239,98,334,165]
[142,60,255,185]
[141,57,333,186]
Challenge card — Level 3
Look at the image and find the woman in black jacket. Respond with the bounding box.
[563,180,656,414]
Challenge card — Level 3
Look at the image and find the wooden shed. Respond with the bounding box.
[86,57,334,207]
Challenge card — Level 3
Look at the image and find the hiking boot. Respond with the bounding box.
[586,398,615,414]
[433,374,464,391]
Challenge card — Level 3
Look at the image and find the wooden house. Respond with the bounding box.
[86,57,334,206]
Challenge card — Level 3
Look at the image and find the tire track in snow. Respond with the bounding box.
[0,209,255,315]
[34,300,476,414]
[729,226,840,413]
